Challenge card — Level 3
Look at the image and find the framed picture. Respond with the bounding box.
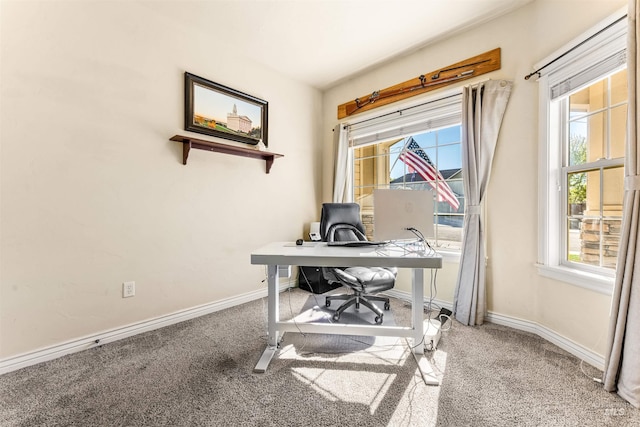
[184,72,268,147]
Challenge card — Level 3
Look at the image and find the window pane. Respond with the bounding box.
[584,169,601,216]
[433,215,463,250]
[567,217,582,263]
[603,166,624,215]
[610,104,627,159]
[569,112,607,164]
[423,147,437,166]
[579,218,601,266]
[568,129,587,166]
[611,68,628,105]
[416,131,437,148]
[603,218,621,268]
[570,79,606,113]
[567,171,586,215]
[354,184,376,208]
[437,126,461,145]
[447,177,464,212]
[585,112,607,162]
[567,167,622,270]
[438,144,462,170]
[578,218,620,269]
[571,169,599,266]
[602,166,624,268]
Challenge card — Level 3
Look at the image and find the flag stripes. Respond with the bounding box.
[399,138,460,210]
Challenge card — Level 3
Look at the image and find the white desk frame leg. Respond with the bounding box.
[254,264,439,384]
[254,264,279,373]
[412,267,425,355]
[413,267,440,386]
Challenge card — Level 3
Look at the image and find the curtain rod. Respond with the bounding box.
[341,92,462,130]
[524,14,627,80]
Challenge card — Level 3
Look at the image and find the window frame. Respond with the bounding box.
[536,10,627,295]
[346,92,465,258]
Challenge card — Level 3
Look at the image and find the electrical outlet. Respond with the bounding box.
[123,281,135,298]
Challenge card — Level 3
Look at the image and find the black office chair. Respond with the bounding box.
[320,203,397,324]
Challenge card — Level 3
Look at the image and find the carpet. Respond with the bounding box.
[1,288,638,427]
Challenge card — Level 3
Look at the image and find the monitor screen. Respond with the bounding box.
[373,189,435,241]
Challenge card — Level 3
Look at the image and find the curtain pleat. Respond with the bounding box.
[453,80,512,326]
[603,0,640,409]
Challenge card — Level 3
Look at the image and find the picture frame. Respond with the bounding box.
[184,72,268,147]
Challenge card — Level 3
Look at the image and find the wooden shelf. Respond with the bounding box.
[170,135,283,174]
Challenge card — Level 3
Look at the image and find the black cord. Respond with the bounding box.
[405,227,435,253]
[405,227,425,241]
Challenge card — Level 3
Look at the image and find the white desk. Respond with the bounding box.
[250,241,443,384]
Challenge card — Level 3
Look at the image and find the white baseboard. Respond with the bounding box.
[0,281,293,375]
[486,312,605,370]
[1,281,604,375]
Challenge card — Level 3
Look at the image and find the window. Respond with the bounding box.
[538,12,627,292]
[563,70,627,270]
[348,95,464,250]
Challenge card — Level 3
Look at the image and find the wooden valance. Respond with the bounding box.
[337,48,501,119]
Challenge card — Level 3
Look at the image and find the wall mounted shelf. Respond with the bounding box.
[170,135,283,174]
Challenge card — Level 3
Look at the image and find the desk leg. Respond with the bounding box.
[412,267,424,355]
[412,267,440,386]
[254,264,279,373]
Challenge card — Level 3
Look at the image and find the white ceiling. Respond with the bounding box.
[176,0,534,89]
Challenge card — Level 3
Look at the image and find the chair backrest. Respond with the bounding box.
[320,203,367,242]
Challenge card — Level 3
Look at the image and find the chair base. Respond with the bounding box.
[325,292,390,324]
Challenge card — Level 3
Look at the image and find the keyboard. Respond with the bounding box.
[327,240,385,247]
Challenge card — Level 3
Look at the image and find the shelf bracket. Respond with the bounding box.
[265,157,275,174]
[183,140,192,165]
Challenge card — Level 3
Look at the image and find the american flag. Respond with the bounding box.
[398,138,460,210]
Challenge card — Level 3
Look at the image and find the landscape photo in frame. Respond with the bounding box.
[184,72,268,146]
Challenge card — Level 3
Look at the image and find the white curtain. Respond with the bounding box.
[603,0,640,409]
[332,124,352,203]
[453,80,513,326]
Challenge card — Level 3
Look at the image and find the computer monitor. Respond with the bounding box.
[373,189,435,241]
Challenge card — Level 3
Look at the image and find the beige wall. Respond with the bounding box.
[0,1,322,358]
[322,0,626,356]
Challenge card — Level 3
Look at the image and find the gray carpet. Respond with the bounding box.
[0,288,638,427]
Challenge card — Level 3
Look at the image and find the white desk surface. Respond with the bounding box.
[250,241,442,269]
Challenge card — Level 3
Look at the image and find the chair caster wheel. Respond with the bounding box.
[326,300,331,307]
[384,302,390,310]
[333,313,340,321]
[375,315,383,324]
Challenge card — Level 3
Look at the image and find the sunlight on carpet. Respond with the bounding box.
[275,292,452,426]
[278,294,409,365]
[291,367,396,415]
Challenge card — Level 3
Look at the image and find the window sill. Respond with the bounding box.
[536,264,614,295]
